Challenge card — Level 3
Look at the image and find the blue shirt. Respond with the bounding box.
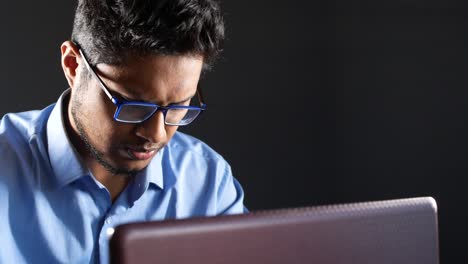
[0,90,246,264]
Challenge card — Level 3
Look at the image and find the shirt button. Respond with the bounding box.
[105,219,110,224]
[106,227,115,238]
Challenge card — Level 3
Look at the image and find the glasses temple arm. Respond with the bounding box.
[197,86,206,107]
[78,49,114,101]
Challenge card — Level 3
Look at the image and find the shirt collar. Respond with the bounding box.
[47,89,165,190]
[127,148,165,203]
[145,147,164,189]
[47,89,89,188]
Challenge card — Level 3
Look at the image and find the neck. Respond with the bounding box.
[87,163,130,202]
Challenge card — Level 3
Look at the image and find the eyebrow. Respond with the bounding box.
[168,93,196,106]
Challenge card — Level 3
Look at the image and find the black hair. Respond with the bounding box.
[71,0,225,69]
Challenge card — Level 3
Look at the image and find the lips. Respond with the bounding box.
[126,147,158,161]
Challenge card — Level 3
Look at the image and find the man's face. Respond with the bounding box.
[68,53,204,176]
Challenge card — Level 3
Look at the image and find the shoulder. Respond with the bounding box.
[162,132,246,215]
[0,106,54,174]
[0,106,54,147]
[163,131,232,189]
[167,131,227,165]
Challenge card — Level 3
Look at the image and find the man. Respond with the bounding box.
[0,0,246,263]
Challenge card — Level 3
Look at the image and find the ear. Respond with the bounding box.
[60,41,82,89]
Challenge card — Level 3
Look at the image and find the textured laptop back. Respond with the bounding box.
[110,197,439,264]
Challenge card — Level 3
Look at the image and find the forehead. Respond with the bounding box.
[96,54,204,102]
[99,53,203,82]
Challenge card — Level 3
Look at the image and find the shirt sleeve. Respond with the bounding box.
[215,161,248,215]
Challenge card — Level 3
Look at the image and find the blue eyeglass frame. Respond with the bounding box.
[78,48,207,125]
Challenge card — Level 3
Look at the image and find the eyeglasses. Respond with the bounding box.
[78,49,206,125]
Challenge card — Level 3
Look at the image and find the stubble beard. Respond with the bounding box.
[70,94,141,177]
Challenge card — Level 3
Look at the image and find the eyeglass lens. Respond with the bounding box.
[116,104,201,125]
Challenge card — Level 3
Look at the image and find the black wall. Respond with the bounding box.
[0,1,466,262]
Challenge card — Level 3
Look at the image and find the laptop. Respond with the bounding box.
[109,197,439,264]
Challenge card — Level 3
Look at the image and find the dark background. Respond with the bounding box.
[0,0,466,262]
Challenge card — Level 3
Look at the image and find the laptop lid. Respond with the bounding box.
[109,197,439,264]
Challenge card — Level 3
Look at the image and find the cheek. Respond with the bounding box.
[84,102,112,131]
[80,97,121,143]
[95,119,135,146]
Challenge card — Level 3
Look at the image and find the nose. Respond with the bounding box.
[135,110,167,144]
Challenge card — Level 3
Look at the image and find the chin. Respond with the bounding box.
[112,157,145,168]
[97,154,153,176]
